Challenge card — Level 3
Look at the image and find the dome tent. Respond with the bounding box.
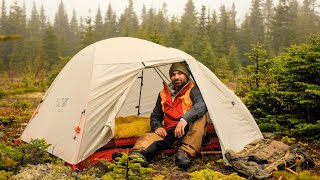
[21,37,263,165]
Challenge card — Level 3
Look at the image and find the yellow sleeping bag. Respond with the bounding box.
[114,116,151,139]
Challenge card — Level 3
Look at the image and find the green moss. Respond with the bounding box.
[0,170,13,180]
[189,168,245,180]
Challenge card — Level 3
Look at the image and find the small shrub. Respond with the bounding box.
[16,138,53,165]
[0,116,16,125]
[0,144,21,170]
[100,152,155,180]
[291,121,320,139]
[281,136,296,145]
[0,138,55,171]
[12,100,32,109]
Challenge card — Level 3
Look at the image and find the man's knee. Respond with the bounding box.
[180,114,207,157]
[132,133,163,152]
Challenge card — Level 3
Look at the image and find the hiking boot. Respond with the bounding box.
[129,152,149,168]
[175,150,192,169]
[112,152,124,161]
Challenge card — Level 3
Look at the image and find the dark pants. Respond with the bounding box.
[140,125,189,159]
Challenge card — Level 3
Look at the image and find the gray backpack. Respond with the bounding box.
[225,139,314,179]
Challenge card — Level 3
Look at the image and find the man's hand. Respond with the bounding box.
[155,127,167,138]
[175,120,188,138]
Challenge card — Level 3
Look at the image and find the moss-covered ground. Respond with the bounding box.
[0,93,319,179]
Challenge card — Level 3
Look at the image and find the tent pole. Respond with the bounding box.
[155,67,170,82]
[153,67,168,83]
[137,63,145,116]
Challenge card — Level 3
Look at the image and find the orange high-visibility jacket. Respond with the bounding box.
[150,82,207,131]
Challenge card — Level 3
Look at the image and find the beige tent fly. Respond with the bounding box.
[21,37,263,165]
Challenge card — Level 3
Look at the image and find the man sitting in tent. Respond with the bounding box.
[129,62,208,169]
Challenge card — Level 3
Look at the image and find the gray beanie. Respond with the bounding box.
[169,63,190,77]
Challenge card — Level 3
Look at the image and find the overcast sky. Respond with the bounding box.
[7,0,255,23]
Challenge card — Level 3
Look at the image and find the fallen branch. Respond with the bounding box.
[200,151,222,155]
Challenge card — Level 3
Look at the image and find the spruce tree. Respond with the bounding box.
[207,10,218,52]
[228,42,241,76]
[164,16,182,48]
[42,25,58,68]
[104,3,117,38]
[271,0,298,54]
[39,5,47,33]
[180,0,198,55]
[0,0,7,34]
[274,34,320,138]
[297,0,320,43]
[215,5,229,56]
[118,0,139,37]
[54,1,70,56]
[69,9,80,54]
[94,6,104,41]
[249,0,264,44]
[80,16,95,48]
[0,0,7,71]
[7,1,27,75]
[156,2,169,35]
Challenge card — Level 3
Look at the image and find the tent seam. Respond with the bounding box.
[75,43,98,164]
[93,57,192,65]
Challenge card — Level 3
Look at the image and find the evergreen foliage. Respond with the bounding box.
[80,16,95,49]
[0,139,53,171]
[100,152,154,180]
[1,0,319,82]
[237,34,320,139]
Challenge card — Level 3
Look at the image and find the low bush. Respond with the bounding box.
[0,139,55,171]
[0,116,17,125]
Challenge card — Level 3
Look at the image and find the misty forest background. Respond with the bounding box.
[0,0,319,139]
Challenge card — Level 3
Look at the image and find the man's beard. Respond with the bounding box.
[174,80,187,90]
